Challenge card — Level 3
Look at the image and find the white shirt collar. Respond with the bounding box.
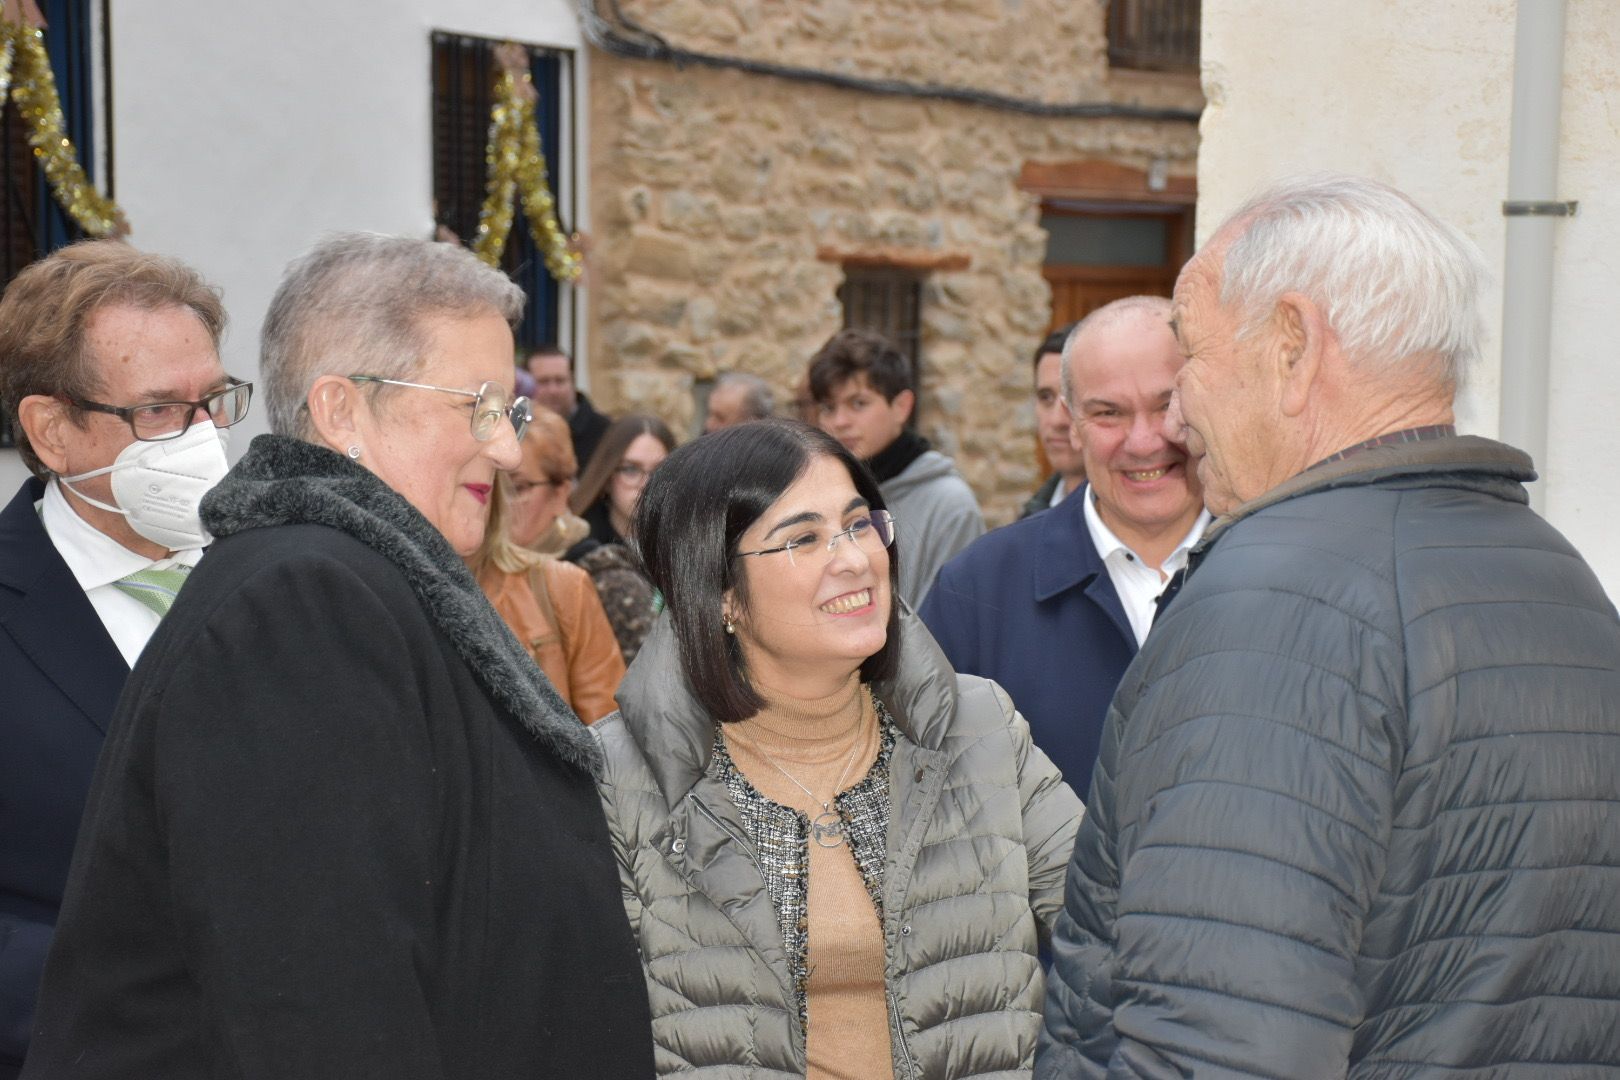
[1049,475,1075,510]
[40,479,204,590]
[1082,483,1210,574]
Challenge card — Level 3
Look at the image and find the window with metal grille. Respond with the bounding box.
[1106,0,1200,74]
[431,31,572,352]
[2,0,106,450]
[837,266,923,403]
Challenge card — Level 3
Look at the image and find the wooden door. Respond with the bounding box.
[1039,206,1192,333]
[1046,264,1179,328]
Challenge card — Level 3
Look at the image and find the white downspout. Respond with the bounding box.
[1498,0,1571,514]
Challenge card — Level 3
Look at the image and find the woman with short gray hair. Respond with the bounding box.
[24,234,654,1079]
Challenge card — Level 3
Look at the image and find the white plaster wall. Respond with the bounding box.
[0,0,587,496]
[4,2,588,492]
[1198,0,1620,598]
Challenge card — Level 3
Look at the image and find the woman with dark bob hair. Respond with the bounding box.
[594,419,1082,1079]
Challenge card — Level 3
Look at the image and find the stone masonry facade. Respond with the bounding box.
[585,0,1201,524]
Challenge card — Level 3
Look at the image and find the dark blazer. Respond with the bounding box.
[0,478,127,1080]
[918,487,1136,797]
[24,521,653,1079]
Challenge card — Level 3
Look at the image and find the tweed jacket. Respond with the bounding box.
[1037,435,1620,1078]
[596,609,1083,1079]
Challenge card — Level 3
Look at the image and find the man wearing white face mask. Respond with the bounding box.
[0,240,241,1079]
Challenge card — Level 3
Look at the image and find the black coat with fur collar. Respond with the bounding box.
[24,435,653,1080]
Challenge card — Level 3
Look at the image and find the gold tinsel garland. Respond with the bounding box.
[470,64,580,282]
[2,22,124,237]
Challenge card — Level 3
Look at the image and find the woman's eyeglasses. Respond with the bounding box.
[735,511,897,569]
[614,462,657,483]
[347,375,533,442]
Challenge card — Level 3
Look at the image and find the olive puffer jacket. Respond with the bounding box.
[596,609,1083,1079]
[1038,435,1620,1078]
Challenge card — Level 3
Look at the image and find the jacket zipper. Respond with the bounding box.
[887,989,917,1079]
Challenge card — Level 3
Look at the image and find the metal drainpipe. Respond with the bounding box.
[1499,0,1572,514]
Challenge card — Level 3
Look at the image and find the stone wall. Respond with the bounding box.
[585,1,1201,524]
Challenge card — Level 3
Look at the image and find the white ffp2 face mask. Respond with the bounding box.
[60,423,231,550]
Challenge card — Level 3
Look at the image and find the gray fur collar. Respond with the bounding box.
[201,434,601,776]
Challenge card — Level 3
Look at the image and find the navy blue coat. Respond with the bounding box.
[919,487,1135,797]
[0,478,128,1080]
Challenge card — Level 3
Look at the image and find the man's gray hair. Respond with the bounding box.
[261,233,526,438]
[1217,174,1489,387]
[715,370,776,420]
[1059,295,1173,408]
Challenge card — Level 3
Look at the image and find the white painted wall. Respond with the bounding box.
[1,0,586,493]
[1198,0,1620,598]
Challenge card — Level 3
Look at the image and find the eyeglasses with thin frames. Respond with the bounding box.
[614,462,659,484]
[68,378,253,442]
[735,510,896,569]
[347,375,533,442]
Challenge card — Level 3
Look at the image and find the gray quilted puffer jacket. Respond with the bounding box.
[1038,435,1620,1078]
[596,608,1083,1079]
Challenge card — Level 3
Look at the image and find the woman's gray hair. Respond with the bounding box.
[1218,174,1490,387]
[261,233,526,438]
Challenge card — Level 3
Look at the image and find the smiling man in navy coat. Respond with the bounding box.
[0,242,238,1078]
[919,297,1208,796]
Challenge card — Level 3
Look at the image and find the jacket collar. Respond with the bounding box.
[616,604,959,809]
[1033,483,1106,601]
[201,434,601,776]
[0,476,130,730]
[0,476,50,595]
[1195,434,1536,556]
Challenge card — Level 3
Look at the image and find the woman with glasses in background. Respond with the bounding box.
[594,419,1081,1080]
[469,407,625,723]
[568,412,675,663]
[571,413,676,549]
[24,235,653,1079]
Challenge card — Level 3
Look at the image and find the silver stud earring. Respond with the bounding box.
[347,445,362,460]
[724,615,735,635]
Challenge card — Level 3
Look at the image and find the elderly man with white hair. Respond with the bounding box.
[1036,175,1620,1077]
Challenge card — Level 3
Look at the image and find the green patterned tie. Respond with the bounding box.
[113,564,192,619]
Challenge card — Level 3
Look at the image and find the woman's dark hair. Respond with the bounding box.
[634,419,902,723]
[570,413,678,515]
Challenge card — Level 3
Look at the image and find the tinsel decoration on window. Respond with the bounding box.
[470,43,581,282]
[1,18,127,238]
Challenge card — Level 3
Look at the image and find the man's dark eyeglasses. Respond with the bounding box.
[68,379,253,442]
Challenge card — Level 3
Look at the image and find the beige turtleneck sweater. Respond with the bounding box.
[725,679,894,1080]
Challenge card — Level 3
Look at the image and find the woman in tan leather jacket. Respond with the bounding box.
[467,414,624,723]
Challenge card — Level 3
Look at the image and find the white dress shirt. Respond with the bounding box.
[39,480,204,667]
[1083,485,1211,646]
